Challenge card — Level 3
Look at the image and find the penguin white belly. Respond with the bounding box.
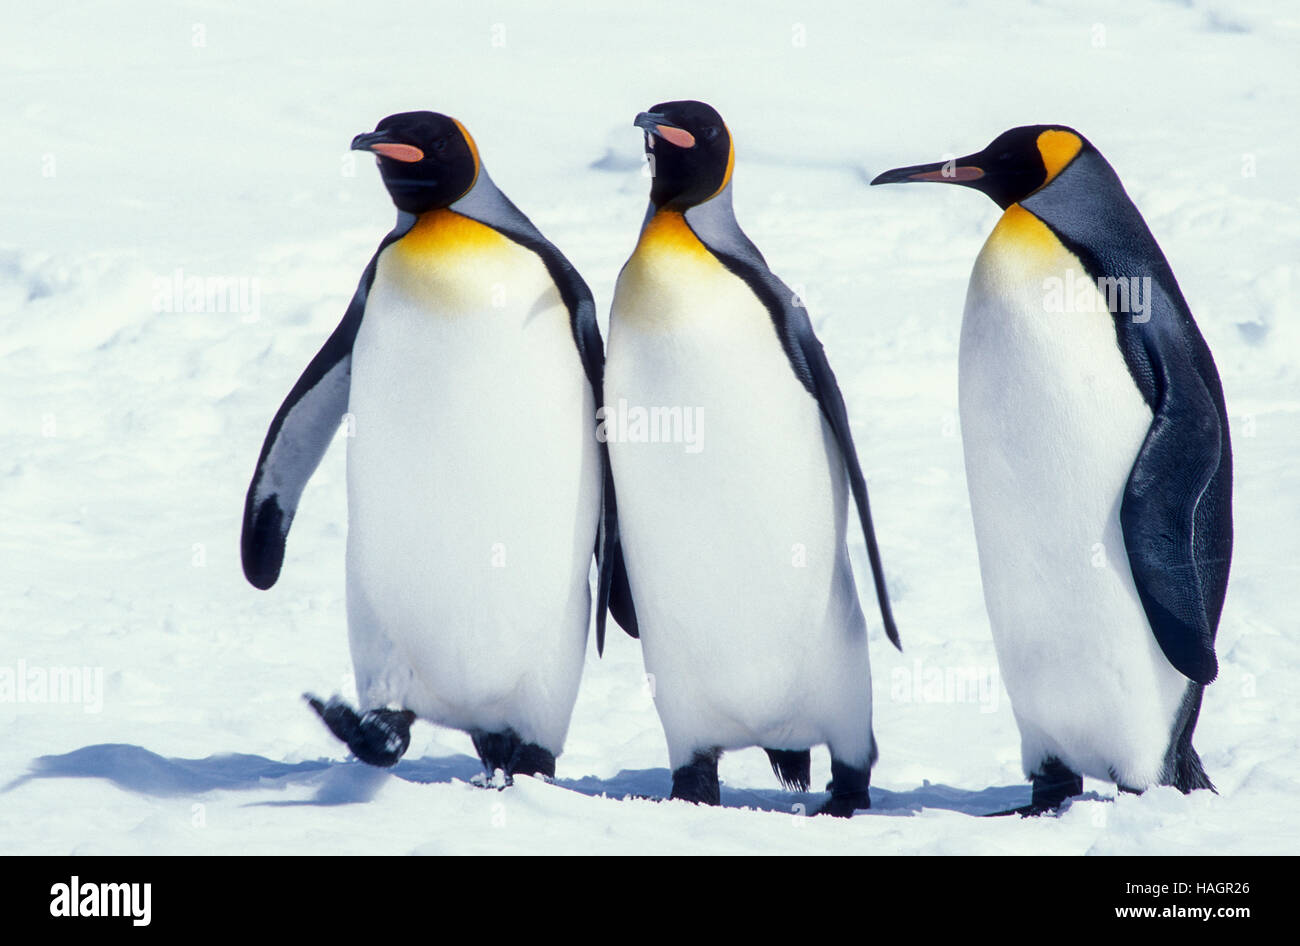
[606,212,872,769]
[958,205,1187,787]
[344,211,598,752]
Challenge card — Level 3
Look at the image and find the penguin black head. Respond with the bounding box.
[871,125,1090,209]
[351,111,480,214]
[634,100,734,210]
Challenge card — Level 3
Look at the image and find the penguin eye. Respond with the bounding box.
[433,137,450,154]
[704,126,720,142]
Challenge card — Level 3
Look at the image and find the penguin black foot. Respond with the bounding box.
[472,730,519,781]
[509,742,556,780]
[670,749,721,806]
[1030,757,1083,810]
[816,758,871,817]
[470,730,556,783]
[306,694,414,768]
[986,757,1083,817]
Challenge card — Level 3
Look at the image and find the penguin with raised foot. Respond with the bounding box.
[241,111,621,782]
[873,126,1231,814]
[606,100,900,816]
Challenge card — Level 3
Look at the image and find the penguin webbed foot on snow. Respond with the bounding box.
[670,749,722,806]
[470,730,556,785]
[815,758,872,817]
[305,693,415,768]
[986,757,1083,817]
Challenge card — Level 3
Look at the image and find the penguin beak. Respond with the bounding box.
[634,112,696,149]
[351,131,425,163]
[870,156,985,186]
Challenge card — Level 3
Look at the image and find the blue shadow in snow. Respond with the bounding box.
[4,743,1046,815]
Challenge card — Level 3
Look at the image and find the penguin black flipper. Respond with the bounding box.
[683,194,900,649]
[240,221,413,590]
[785,305,901,649]
[1022,150,1232,685]
[1118,346,1226,685]
[452,175,633,651]
[607,535,640,638]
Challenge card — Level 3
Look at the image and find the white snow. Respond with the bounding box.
[1,0,1297,854]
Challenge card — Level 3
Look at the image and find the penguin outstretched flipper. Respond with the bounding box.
[240,224,411,590]
[306,694,415,768]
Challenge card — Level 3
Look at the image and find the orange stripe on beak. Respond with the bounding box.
[369,143,425,163]
[909,166,984,183]
[656,125,696,148]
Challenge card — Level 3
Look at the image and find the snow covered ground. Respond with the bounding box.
[1,0,1297,854]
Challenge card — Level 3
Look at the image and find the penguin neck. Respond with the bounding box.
[632,206,712,263]
[448,166,505,222]
[634,184,746,262]
[387,168,518,260]
[642,182,740,233]
[982,204,1061,263]
[390,210,512,265]
[394,209,418,235]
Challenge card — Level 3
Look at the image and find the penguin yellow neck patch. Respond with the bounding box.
[395,209,511,258]
[381,209,537,313]
[632,210,713,262]
[1036,130,1082,185]
[985,204,1061,261]
[616,210,749,331]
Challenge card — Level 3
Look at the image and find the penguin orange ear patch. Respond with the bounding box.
[1036,130,1082,183]
[657,125,696,149]
[370,143,425,162]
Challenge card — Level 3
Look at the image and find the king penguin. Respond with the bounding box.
[605,100,900,815]
[873,127,1232,813]
[241,111,620,781]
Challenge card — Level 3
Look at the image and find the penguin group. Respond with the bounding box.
[240,101,1232,818]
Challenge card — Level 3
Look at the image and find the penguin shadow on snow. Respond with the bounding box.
[4,743,1065,816]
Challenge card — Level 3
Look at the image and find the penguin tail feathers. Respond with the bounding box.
[1169,744,1216,795]
[764,748,812,792]
[1163,683,1215,794]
